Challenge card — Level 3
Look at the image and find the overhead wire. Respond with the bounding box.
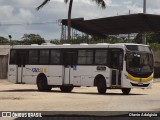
[0,21,59,26]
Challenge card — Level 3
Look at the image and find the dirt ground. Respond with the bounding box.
[0,79,160,113]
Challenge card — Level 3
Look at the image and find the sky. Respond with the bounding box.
[0,0,160,41]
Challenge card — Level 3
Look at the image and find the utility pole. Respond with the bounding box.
[143,0,146,13]
[128,10,131,40]
[142,0,147,44]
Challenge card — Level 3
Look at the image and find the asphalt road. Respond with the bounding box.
[0,79,160,117]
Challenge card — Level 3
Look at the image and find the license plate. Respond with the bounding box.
[138,82,143,85]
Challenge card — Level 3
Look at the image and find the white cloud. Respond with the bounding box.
[16,9,34,22]
[0,5,14,19]
[123,1,132,5]
[11,0,38,8]
[148,8,160,14]
[75,0,111,6]
[126,4,143,13]
[148,0,160,8]
[51,0,112,6]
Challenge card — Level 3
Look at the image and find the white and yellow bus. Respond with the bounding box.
[8,43,154,95]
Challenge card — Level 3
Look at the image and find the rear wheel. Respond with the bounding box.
[60,86,74,93]
[97,78,107,94]
[37,76,52,92]
[121,88,131,95]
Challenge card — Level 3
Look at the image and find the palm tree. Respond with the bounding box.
[37,0,106,41]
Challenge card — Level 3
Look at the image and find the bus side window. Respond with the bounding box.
[50,50,61,65]
[95,50,108,65]
[28,50,39,65]
[39,50,49,65]
[78,50,93,65]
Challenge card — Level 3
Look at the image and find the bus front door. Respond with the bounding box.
[64,52,77,85]
[16,51,26,83]
[110,50,123,87]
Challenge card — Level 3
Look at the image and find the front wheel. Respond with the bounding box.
[121,88,131,95]
[60,86,74,93]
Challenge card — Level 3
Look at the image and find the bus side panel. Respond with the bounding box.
[70,66,111,87]
[8,65,17,83]
[82,66,97,86]
[22,65,63,85]
[70,66,109,87]
[70,69,81,86]
[69,66,92,86]
[70,66,94,86]
[70,66,81,86]
[23,65,48,84]
[93,67,111,87]
[47,65,63,85]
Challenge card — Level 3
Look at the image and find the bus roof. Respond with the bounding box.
[114,43,149,46]
[10,43,148,49]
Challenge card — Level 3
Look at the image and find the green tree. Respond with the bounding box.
[134,33,142,44]
[147,32,160,43]
[37,0,106,41]
[0,36,9,44]
[50,39,61,44]
[22,34,45,45]
[134,32,160,44]
[10,40,24,45]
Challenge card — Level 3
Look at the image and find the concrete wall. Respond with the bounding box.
[153,49,160,67]
[0,55,8,79]
[152,49,160,77]
[0,45,10,79]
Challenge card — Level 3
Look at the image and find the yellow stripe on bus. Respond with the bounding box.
[128,74,153,82]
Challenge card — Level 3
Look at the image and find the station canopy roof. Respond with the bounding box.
[61,13,160,38]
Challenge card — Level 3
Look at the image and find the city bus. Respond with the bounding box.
[8,43,154,95]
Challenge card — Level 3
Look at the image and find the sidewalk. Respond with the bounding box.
[153,78,160,83]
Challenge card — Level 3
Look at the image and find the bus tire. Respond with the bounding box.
[97,78,107,94]
[37,76,52,92]
[121,88,131,95]
[60,86,74,93]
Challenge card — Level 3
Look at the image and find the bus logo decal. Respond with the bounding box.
[32,68,47,73]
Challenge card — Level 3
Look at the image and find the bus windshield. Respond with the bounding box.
[126,52,153,73]
[126,45,151,52]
